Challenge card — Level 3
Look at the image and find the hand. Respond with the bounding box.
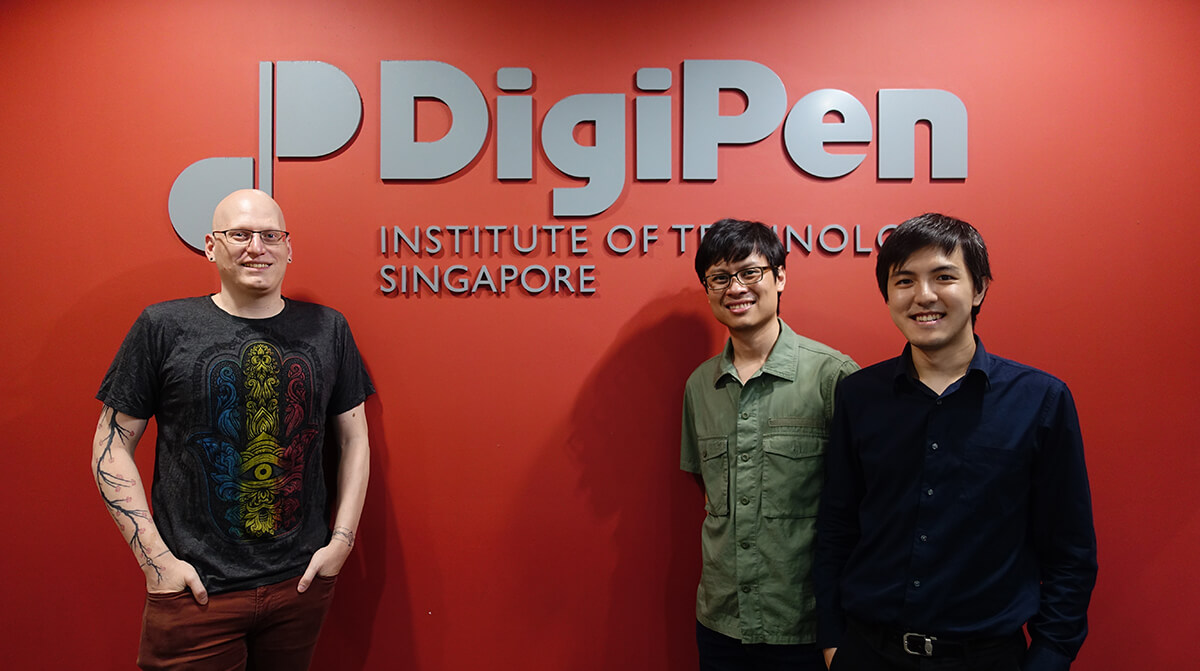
[823,648,837,669]
[297,541,352,593]
[145,553,208,605]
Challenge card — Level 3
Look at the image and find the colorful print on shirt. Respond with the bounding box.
[187,341,319,540]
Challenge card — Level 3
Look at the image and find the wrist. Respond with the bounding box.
[331,526,355,549]
[140,549,177,588]
[139,547,171,569]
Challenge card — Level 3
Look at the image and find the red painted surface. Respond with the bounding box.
[2,1,1197,669]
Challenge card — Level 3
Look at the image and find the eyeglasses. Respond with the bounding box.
[214,229,290,245]
[702,266,774,292]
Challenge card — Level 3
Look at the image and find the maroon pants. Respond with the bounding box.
[137,574,337,671]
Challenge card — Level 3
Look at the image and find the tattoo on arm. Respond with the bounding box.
[332,526,355,548]
[95,407,164,582]
[138,549,170,569]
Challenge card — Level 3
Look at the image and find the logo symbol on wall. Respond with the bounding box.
[169,60,968,252]
[168,62,361,251]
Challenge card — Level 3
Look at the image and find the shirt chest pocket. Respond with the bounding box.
[761,424,827,519]
[699,437,730,516]
[957,440,1031,515]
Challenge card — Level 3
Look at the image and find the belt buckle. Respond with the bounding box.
[903,632,936,657]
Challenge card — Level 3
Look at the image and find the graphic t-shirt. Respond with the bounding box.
[97,296,375,594]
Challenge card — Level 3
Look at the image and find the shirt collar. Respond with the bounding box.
[892,335,993,391]
[713,318,797,386]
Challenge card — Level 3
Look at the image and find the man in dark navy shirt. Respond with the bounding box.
[814,214,1097,671]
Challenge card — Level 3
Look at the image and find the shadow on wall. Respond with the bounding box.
[509,289,719,670]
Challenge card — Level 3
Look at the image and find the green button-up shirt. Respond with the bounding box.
[681,319,857,644]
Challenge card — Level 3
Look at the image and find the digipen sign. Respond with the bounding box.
[168,60,967,252]
[375,221,899,297]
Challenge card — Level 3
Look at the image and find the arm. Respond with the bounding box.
[814,384,861,657]
[680,386,706,496]
[818,360,858,668]
[1023,386,1098,671]
[298,402,370,592]
[91,405,208,603]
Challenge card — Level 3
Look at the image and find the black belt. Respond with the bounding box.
[849,618,1020,659]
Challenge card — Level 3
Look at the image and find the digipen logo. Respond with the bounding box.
[169,59,969,252]
[168,61,362,252]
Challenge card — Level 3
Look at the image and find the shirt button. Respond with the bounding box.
[920,534,928,542]
[913,580,921,588]
[740,454,750,462]
[936,400,943,406]
[741,412,750,419]
[926,488,934,496]
[741,541,750,549]
[931,442,939,450]
[742,585,752,593]
[740,496,750,505]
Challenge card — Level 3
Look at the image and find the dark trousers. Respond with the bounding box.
[697,621,825,671]
[829,619,1026,671]
[137,574,337,671]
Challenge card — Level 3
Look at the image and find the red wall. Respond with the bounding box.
[3,1,1198,668]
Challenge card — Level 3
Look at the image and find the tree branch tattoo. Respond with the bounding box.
[95,407,164,582]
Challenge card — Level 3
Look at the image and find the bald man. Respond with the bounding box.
[92,189,374,670]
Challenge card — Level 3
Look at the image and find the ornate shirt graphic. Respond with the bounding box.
[189,341,320,541]
[98,297,374,594]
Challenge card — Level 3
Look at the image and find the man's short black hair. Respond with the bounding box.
[694,218,787,284]
[876,213,992,321]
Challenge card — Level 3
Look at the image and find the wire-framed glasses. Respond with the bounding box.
[213,229,290,245]
[702,266,773,292]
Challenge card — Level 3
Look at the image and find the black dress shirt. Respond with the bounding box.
[815,339,1097,671]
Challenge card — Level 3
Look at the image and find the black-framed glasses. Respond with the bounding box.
[702,266,774,292]
[214,229,290,245]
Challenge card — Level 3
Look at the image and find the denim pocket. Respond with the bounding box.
[144,588,191,602]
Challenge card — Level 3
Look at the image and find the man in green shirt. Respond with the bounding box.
[681,218,857,671]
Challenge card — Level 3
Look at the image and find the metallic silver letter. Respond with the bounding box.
[542,94,626,217]
[635,68,672,180]
[381,61,489,179]
[784,89,871,178]
[497,67,533,180]
[877,89,968,179]
[682,60,787,180]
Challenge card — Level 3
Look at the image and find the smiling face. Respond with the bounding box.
[704,253,786,335]
[886,245,987,356]
[204,190,291,302]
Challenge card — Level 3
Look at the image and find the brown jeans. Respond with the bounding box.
[137,574,337,671]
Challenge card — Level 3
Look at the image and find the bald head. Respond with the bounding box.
[205,189,293,314]
[212,189,285,232]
